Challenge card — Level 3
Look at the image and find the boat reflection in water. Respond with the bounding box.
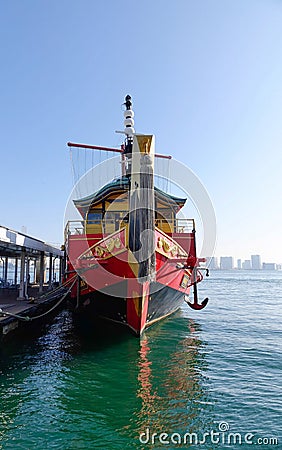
[0,310,214,448]
[126,316,214,445]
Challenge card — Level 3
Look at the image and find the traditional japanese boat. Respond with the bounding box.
[64,95,208,336]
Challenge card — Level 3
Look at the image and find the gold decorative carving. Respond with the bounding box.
[156,236,186,258]
[93,236,122,259]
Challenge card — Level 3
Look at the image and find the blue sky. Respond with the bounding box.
[1,0,282,262]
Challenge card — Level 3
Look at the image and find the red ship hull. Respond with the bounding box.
[65,227,202,335]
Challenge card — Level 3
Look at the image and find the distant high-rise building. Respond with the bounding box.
[262,263,276,270]
[220,256,233,270]
[242,260,251,270]
[208,257,219,270]
[251,254,261,270]
[237,259,242,270]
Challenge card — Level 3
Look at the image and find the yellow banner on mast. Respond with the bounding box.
[129,134,156,282]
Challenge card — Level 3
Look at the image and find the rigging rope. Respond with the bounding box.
[70,148,76,186]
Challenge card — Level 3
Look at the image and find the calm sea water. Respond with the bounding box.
[0,271,281,449]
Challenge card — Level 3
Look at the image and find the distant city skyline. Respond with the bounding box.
[208,255,281,270]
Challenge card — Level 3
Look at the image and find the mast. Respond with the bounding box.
[123,94,135,176]
[124,95,156,282]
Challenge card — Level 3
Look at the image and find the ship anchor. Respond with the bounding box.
[186,269,209,310]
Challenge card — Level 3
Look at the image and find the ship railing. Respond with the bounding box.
[155,218,195,233]
[65,218,195,239]
[64,219,123,238]
[65,221,84,238]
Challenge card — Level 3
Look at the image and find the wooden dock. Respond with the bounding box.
[0,224,71,343]
[0,283,72,342]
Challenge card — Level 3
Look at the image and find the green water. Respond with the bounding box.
[0,271,281,449]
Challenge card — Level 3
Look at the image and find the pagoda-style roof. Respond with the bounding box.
[74,176,186,217]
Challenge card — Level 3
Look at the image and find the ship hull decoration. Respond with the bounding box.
[65,96,207,336]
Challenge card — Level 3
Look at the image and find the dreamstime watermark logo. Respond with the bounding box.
[139,422,279,446]
[64,155,217,296]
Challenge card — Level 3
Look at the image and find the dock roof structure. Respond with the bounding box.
[0,225,63,258]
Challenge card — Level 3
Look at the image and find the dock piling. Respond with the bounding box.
[17,248,27,300]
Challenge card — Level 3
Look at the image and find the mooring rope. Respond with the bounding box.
[34,274,76,301]
[0,276,78,322]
